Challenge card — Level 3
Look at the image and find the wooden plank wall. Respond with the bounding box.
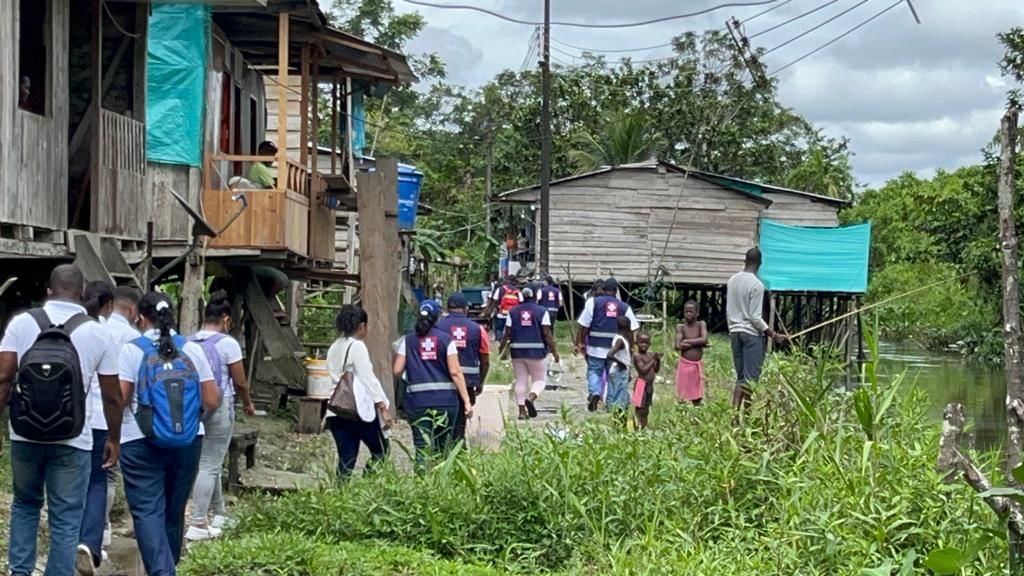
[334,212,358,270]
[0,0,70,233]
[147,163,202,243]
[264,74,304,155]
[761,192,840,227]
[95,109,148,239]
[546,168,763,285]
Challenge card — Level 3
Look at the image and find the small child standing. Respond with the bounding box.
[605,316,633,426]
[675,301,708,405]
[632,333,662,430]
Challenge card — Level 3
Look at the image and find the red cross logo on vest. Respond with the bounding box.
[520,310,533,326]
[452,326,468,348]
[605,302,618,318]
[420,336,438,360]
[548,291,556,301]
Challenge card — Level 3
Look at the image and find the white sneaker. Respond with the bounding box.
[184,525,222,541]
[75,544,95,576]
[210,515,236,530]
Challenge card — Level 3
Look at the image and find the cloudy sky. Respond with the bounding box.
[349,0,1023,187]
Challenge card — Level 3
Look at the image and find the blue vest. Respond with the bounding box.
[403,328,458,409]
[436,313,483,390]
[508,302,548,360]
[539,286,561,315]
[587,296,628,349]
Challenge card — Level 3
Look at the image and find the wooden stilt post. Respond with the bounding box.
[276,12,290,189]
[357,157,401,412]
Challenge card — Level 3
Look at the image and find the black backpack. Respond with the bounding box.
[10,309,93,442]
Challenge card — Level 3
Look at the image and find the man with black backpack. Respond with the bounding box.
[0,264,123,576]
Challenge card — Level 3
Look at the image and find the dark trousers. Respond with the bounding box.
[730,332,766,390]
[453,387,479,443]
[326,416,389,477]
[120,438,202,576]
[406,405,459,466]
[79,429,109,565]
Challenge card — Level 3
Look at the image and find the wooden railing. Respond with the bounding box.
[95,109,147,238]
[201,154,309,256]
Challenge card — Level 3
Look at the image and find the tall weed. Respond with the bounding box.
[183,349,1007,575]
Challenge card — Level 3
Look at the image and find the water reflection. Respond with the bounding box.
[874,342,1005,449]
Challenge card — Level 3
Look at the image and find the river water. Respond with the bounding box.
[876,343,1005,449]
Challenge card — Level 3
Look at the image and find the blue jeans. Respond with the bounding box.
[405,406,458,467]
[8,440,91,576]
[605,367,630,411]
[586,355,609,397]
[495,316,507,342]
[190,404,233,524]
[730,332,766,390]
[79,429,110,566]
[121,438,202,576]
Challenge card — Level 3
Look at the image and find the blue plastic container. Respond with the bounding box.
[397,163,424,230]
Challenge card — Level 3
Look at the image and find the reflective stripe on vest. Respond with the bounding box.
[587,296,627,349]
[406,382,457,393]
[462,366,480,375]
[436,314,482,388]
[511,342,545,349]
[508,303,548,360]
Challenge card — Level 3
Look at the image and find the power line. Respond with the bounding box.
[550,36,676,54]
[763,0,870,55]
[749,0,840,38]
[741,0,792,23]
[770,0,903,74]
[400,0,782,29]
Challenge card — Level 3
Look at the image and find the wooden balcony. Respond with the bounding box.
[201,154,335,264]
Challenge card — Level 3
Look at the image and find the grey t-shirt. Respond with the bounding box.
[726,271,769,336]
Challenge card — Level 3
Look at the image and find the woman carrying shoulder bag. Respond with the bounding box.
[325,304,392,477]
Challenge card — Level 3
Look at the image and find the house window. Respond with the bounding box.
[18,0,51,116]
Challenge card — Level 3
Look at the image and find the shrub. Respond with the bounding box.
[182,350,1007,575]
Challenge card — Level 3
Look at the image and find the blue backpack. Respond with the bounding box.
[132,335,202,449]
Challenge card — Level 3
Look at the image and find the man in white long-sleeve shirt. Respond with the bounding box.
[726,247,786,415]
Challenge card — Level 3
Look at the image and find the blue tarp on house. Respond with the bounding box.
[758,219,871,293]
[146,4,208,166]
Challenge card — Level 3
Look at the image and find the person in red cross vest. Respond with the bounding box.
[500,288,560,420]
[437,293,490,443]
[393,301,473,466]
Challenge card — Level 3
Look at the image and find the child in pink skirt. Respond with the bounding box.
[675,301,707,405]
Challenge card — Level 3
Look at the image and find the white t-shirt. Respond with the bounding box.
[118,329,215,444]
[327,337,389,422]
[192,329,243,404]
[88,313,141,430]
[1,300,118,451]
[609,334,632,374]
[576,298,640,358]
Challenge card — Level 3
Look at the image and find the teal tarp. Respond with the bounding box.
[758,219,871,293]
[146,5,208,166]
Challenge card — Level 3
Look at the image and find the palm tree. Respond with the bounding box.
[568,111,666,174]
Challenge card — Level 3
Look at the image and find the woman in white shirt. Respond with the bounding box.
[326,304,392,477]
[118,293,219,576]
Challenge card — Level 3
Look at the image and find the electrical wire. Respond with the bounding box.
[749,0,840,38]
[742,0,792,23]
[400,0,782,29]
[762,0,870,55]
[769,0,902,74]
[550,37,677,54]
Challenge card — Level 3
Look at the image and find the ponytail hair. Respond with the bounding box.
[414,315,435,337]
[204,289,233,323]
[83,280,115,319]
[138,292,178,360]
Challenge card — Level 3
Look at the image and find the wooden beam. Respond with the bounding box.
[346,77,355,189]
[299,43,310,168]
[133,4,148,121]
[311,51,320,188]
[357,158,400,412]
[89,0,103,233]
[330,78,338,174]
[276,12,289,192]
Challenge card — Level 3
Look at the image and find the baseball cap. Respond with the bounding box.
[419,300,442,320]
[446,292,468,309]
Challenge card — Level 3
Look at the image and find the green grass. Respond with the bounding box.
[181,344,1008,575]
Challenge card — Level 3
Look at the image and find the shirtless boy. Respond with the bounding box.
[675,301,708,405]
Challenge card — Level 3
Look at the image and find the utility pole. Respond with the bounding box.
[485,133,494,238]
[538,0,552,275]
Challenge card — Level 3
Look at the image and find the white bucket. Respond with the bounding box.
[305,359,334,399]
